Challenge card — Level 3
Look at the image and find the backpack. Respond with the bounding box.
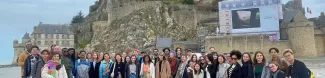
[77,59,90,78]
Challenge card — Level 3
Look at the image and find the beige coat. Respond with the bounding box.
[41,65,68,78]
[155,60,171,78]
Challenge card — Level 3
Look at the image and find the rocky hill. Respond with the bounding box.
[72,0,218,52]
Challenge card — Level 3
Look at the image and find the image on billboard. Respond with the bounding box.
[232,8,261,29]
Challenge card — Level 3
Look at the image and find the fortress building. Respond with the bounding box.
[12,22,74,64]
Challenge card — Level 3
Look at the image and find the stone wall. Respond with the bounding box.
[315,35,325,56]
[205,34,291,57]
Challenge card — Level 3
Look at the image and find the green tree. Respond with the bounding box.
[89,1,99,13]
[71,11,85,25]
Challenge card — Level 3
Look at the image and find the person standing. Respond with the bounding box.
[73,51,90,78]
[140,55,155,78]
[41,53,68,78]
[62,48,74,78]
[217,55,230,78]
[18,43,32,78]
[283,49,310,78]
[111,54,126,78]
[99,53,112,78]
[89,52,101,78]
[226,50,242,78]
[155,52,171,78]
[168,52,179,78]
[125,55,140,78]
[175,54,189,78]
[23,45,43,78]
[241,52,254,78]
[205,53,218,78]
[269,48,289,77]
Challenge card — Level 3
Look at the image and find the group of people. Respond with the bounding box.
[17,44,311,78]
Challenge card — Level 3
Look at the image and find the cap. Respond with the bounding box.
[170,50,175,53]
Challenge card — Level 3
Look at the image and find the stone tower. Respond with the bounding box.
[22,32,31,44]
[287,11,317,57]
[12,33,31,64]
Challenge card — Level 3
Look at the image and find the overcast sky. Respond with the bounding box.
[0,0,324,64]
[0,0,94,64]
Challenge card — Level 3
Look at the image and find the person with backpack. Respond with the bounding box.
[283,49,310,78]
[73,51,90,78]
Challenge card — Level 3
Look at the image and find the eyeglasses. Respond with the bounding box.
[231,58,237,60]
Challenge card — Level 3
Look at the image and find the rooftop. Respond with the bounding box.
[33,22,72,34]
[22,32,30,39]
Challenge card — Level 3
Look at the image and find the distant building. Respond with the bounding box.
[31,22,74,50]
[12,22,74,64]
[12,33,32,64]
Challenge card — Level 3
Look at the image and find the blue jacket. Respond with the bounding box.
[73,59,90,78]
[99,60,113,78]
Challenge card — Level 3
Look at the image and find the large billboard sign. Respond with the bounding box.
[219,0,282,37]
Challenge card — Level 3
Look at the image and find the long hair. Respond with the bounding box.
[242,52,253,65]
[41,49,50,60]
[86,52,92,59]
[115,54,123,63]
[124,56,131,64]
[253,51,266,66]
[191,54,197,62]
[217,55,226,63]
[194,63,203,74]
[142,55,152,64]
[157,52,166,61]
[68,48,76,61]
[91,52,101,63]
[130,55,138,64]
[103,53,110,61]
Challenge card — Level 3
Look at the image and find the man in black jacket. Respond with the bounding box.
[283,49,310,78]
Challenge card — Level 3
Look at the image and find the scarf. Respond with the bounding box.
[47,60,61,77]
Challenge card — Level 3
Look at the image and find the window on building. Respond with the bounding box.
[62,41,65,46]
[50,41,54,45]
[38,41,41,45]
[56,41,60,45]
[51,34,54,38]
[44,41,48,45]
[38,34,41,39]
[67,35,70,39]
[67,41,70,46]
[62,35,65,39]
[45,34,48,39]
[56,34,59,39]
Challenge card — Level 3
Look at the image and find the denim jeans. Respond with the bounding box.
[129,73,136,78]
